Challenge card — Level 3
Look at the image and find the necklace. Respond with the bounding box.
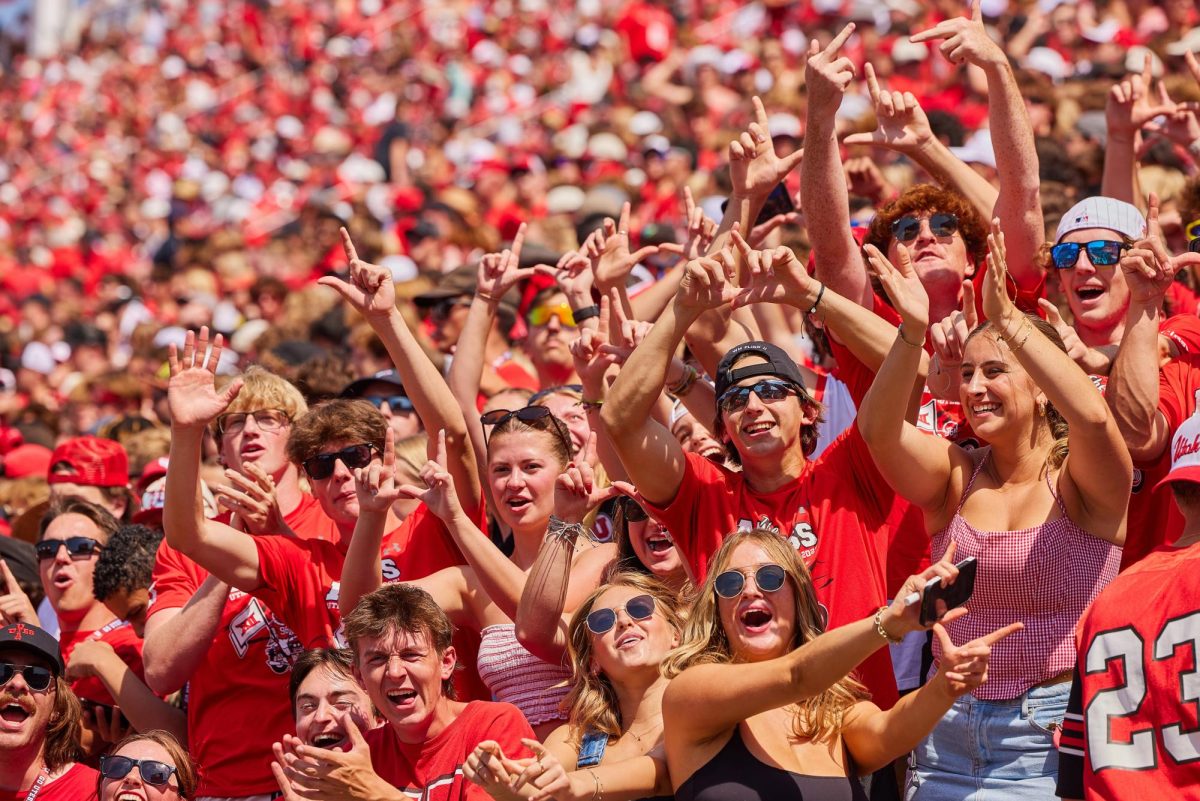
[622,712,664,747]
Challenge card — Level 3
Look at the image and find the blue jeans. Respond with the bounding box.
[905,681,1069,801]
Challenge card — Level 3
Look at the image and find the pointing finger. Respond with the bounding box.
[981,621,1025,646]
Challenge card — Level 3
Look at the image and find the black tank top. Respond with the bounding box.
[674,726,870,801]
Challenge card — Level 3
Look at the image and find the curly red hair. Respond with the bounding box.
[864,184,988,263]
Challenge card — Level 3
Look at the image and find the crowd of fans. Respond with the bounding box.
[4,0,1200,800]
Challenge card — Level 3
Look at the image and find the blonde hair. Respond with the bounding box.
[392,433,429,479]
[213,366,308,443]
[564,571,684,744]
[662,529,868,743]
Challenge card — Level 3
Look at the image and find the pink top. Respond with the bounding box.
[476,624,571,726]
[931,451,1121,700]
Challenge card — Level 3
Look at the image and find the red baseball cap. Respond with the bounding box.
[1,444,53,479]
[47,436,130,488]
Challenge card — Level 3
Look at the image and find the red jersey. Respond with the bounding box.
[1057,542,1200,800]
[365,701,534,800]
[0,764,98,801]
[59,619,143,707]
[645,425,900,708]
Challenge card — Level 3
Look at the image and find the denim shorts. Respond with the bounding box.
[905,681,1069,801]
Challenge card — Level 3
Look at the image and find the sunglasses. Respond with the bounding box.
[620,496,649,523]
[216,409,291,436]
[527,303,576,328]
[1049,240,1129,270]
[99,755,179,788]
[585,593,656,635]
[365,395,415,413]
[714,564,788,599]
[528,384,583,406]
[36,537,103,561]
[717,380,799,414]
[0,662,53,692]
[480,405,574,454]
[891,213,958,242]
[430,297,472,322]
[302,443,376,481]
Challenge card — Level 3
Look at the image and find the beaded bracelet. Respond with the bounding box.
[667,363,700,398]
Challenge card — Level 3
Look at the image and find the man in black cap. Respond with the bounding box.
[0,621,97,797]
[339,369,420,440]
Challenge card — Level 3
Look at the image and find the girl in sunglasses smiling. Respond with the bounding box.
[98,731,197,800]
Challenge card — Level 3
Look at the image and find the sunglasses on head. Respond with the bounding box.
[302,443,376,481]
[891,213,959,243]
[0,662,53,692]
[99,755,179,788]
[527,303,576,328]
[36,537,102,561]
[717,380,799,414]
[1049,240,1128,270]
[585,593,656,635]
[365,395,415,413]
[528,384,583,406]
[480,405,574,453]
[714,564,788,599]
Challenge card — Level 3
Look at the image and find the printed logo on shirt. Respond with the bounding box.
[736,511,819,563]
[1132,468,1145,494]
[917,399,961,440]
[229,597,306,673]
[146,582,158,609]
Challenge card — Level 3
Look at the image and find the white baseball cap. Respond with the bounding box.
[1157,410,1200,490]
[1055,197,1146,244]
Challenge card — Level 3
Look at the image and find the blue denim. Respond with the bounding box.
[906,681,1069,801]
[576,731,608,768]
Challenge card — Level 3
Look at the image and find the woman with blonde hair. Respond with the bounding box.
[97,730,198,800]
[664,528,1020,800]
[464,570,680,801]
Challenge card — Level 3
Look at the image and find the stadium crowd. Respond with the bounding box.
[3,0,1200,799]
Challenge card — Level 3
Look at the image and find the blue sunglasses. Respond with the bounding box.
[1049,240,1128,270]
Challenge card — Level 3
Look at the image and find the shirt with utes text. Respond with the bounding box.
[252,502,489,700]
[645,424,900,708]
[59,619,143,707]
[1056,541,1200,800]
[0,764,98,801]
[366,701,535,800]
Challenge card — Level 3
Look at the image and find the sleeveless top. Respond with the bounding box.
[675,726,869,801]
[476,623,571,726]
[577,731,673,801]
[930,449,1121,700]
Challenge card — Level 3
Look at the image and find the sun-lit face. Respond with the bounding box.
[38,513,106,617]
[587,586,678,681]
[670,414,725,462]
[1056,227,1131,342]
[487,430,565,534]
[306,439,379,527]
[218,408,294,478]
[536,393,588,458]
[0,647,56,756]
[525,291,576,373]
[719,361,811,466]
[626,516,683,578]
[353,627,455,742]
[100,738,183,801]
[886,211,971,319]
[294,664,375,752]
[958,332,1042,443]
[716,541,797,663]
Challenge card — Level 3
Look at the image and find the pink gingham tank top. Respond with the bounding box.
[476,624,571,725]
[930,450,1121,700]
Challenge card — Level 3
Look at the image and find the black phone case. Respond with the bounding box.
[920,557,978,626]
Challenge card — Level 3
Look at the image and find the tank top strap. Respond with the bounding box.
[1044,468,1069,517]
[955,448,991,514]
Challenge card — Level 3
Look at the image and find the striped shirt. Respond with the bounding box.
[476,624,571,726]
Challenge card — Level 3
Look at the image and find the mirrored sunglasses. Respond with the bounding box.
[365,395,415,413]
[585,594,656,635]
[1050,240,1128,269]
[717,380,798,414]
[527,303,576,328]
[714,564,787,599]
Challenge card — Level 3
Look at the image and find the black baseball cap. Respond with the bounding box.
[340,369,408,399]
[714,341,807,400]
[0,622,63,674]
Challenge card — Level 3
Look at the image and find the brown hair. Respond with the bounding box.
[98,730,198,799]
[44,676,83,772]
[487,413,573,466]
[286,399,387,467]
[39,497,119,543]
[865,184,988,264]
[663,529,868,743]
[289,648,356,709]
[342,584,457,699]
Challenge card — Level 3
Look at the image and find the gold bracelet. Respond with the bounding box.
[1000,318,1033,353]
[897,325,923,349]
[874,606,903,644]
[588,769,602,801]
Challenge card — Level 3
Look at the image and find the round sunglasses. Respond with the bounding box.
[302,443,376,481]
[717,380,799,414]
[0,662,53,692]
[714,564,787,599]
[35,536,103,562]
[99,755,180,788]
[891,213,958,242]
[585,593,656,635]
[1049,240,1129,270]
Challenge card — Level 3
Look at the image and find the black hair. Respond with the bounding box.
[92,524,163,603]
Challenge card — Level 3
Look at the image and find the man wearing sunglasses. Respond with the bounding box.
[0,621,99,799]
[340,369,421,441]
[521,283,582,390]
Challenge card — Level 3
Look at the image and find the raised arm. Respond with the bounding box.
[162,328,263,590]
[322,229,482,517]
[1101,57,1169,208]
[980,224,1131,544]
[142,575,229,694]
[65,641,188,742]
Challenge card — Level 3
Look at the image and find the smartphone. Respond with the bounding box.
[919,557,978,626]
[719,183,796,227]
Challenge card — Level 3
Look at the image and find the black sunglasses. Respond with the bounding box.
[528,384,583,405]
[891,213,958,242]
[714,564,788,599]
[429,297,472,321]
[480,406,574,454]
[36,537,103,561]
[717,380,799,414]
[585,593,656,635]
[302,443,376,481]
[0,662,53,692]
[1050,240,1129,269]
[99,755,179,788]
[365,395,415,413]
[620,496,649,523]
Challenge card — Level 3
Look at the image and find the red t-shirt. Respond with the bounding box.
[644,426,900,708]
[59,619,144,707]
[365,701,534,800]
[253,503,488,700]
[1057,542,1200,800]
[0,764,98,801]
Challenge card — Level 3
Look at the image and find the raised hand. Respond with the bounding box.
[1105,53,1172,143]
[553,433,622,524]
[392,430,463,523]
[843,63,935,155]
[930,281,978,367]
[804,24,858,123]
[909,0,1005,68]
[0,560,38,625]
[353,428,401,516]
[65,638,117,682]
[980,219,1017,327]
[598,290,654,366]
[463,741,525,801]
[271,711,392,801]
[729,230,818,310]
[535,245,594,309]
[479,223,538,303]
[933,619,1024,697]
[682,186,718,260]
[167,327,242,430]
[1143,82,1200,148]
[883,542,968,639]
[216,462,285,534]
[675,246,740,312]
[569,295,620,392]
[1122,193,1196,306]
[729,96,807,201]
[318,228,398,320]
[865,242,931,336]
[1037,299,1091,365]
[588,202,680,293]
